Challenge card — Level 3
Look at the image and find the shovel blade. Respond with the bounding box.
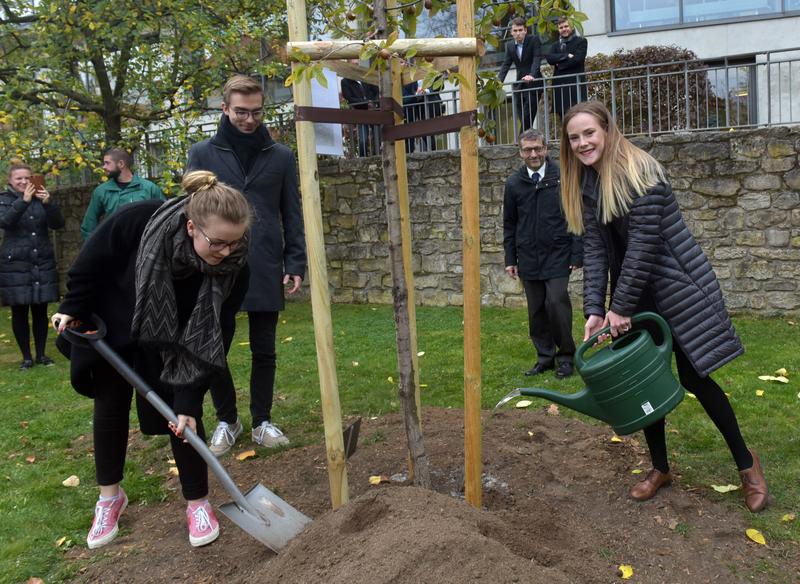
[219,483,312,552]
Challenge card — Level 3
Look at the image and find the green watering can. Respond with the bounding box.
[495,312,684,435]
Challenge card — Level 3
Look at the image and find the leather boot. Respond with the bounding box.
[629,469,672,501]
[739,449,769,513]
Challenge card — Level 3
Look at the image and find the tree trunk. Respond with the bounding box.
[374,0,431,489]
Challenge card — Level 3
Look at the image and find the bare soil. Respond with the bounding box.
[67,407,799,583]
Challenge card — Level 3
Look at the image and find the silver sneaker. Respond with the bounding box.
[252,421,290,448]
[209,419,242,457]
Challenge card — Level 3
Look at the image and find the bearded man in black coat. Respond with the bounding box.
[186,75,306,454]
[503,129,582,378]
[546,17,588,121]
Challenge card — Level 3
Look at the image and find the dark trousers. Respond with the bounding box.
[211,311,278,427]
[514,84,538,132]
[522,276,575,365]
[11,303,49,361]
[92,357,208,500]
[642,339,752,473]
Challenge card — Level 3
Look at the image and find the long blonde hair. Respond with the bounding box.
[560,101,666,234]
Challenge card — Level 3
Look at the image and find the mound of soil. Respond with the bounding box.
[67,408,799,583]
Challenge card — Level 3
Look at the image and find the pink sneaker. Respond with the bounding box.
[186,500,219,547]
[86,488,128,549]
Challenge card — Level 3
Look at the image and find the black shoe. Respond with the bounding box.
[35,355,54,367]
[555,362,574,378]
[19,359,34,370]
[524,363,554,376]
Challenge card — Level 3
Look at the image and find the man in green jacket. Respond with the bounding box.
[80,148,164,239]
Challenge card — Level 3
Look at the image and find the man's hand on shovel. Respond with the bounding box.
[169,415,197,443]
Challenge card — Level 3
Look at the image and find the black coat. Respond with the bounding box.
[581,173,743,377]
[503,160,582,280]
[498,35,543,86]
[0,188,64,306]
[546,34,587,85]
[187,119,306,312]
[341,79,379,109]
[57,200,249,423]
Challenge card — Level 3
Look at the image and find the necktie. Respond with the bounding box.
[531,172,540,186]
[516,44,522,60]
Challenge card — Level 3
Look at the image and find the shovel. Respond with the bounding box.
[61,316,311,552]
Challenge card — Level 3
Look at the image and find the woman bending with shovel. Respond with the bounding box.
[559,101,768,512]
[52,171,251,548]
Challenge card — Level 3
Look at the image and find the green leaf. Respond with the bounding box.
[405,46,417,60]
[312,66,328,89]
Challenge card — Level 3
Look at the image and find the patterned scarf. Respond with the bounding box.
[130,196,248,389]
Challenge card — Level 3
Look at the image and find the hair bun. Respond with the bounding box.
[182,170,218,195]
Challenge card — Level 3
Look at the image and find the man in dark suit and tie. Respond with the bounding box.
[498,17,542,133]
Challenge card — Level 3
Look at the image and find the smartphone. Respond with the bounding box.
[31,174,46,190]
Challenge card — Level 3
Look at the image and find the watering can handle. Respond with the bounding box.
[575,311,672,370]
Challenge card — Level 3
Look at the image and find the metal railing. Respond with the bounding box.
[134,47,800,174]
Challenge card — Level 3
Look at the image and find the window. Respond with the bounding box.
[614,0,790,30]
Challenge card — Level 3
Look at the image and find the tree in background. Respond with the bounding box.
[0,0,287,190]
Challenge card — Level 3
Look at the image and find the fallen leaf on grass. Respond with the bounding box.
[618,565,634,579]
[168,467,179,477]
[387,376,394,383]
[610,435,623,443]
[25,455,35,463]
[281,336,293,344]
[686,392,697,399]
[369,475,389,485]
[62,475,80,487]
[351,361,359,367]
[746,528,766,545]
[515,400,532,408]
[774,368,789,376]
[631,469,643,474]
[757,375,789,383]
[711,484,740,493]
[755,389,765,397]
[20,421,28,429]
[420,384,428,388]
[781,513,796,523]
[546,404,560,416]
[237,341,250,346]
[166,458,176,464]
[27,578,44,584]
[56,536,67,547]
[788,321,796,326]
[236,450,257,461]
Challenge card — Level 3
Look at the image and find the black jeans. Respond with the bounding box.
[211,311,278,427]
[92,356,208,500]
[11,303,49,361]
[522,276,576,366]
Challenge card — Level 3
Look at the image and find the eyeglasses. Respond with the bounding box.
[195,224,243,252]
[520,146,546,154]
[230,108,264,121]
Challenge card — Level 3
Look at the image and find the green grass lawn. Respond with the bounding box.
[0,302,797,582]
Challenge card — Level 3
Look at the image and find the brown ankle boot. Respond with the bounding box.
[739,449,769,513]
[629,469,672,501]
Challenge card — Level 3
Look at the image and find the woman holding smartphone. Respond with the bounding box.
[0,161,64,369]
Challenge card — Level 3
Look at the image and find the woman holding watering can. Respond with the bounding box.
[558,101,768,512]
[52,171,251,548]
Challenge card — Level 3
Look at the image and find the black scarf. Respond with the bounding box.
[218,115,269,175]
[558,32,576,52]
[130,196,248,389]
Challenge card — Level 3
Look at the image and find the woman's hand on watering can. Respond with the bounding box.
[168,415,197,443]
[584,315,606,343]
[605,310,632,338]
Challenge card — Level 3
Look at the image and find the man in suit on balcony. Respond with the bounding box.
[546,16,588,121]
[498,17,542,133]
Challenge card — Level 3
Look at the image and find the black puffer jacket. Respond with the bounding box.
[0,188,64,306]
[503,160,582,280]
[581,171,743,377]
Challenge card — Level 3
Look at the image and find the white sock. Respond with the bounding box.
[99,493,119,502]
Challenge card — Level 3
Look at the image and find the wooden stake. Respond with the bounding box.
[288,38,483,60]
[457,0,482,508]
[286,0,349,510]
[375,0,431,488]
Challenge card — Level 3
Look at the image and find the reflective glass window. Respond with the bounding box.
[682,0,780,22]
[614,0,680,30]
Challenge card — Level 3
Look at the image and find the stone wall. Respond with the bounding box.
[50,126,800,314]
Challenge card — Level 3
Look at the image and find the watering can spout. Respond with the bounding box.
[519,387,610,423]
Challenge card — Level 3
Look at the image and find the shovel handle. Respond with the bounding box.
[67,328,260,517]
